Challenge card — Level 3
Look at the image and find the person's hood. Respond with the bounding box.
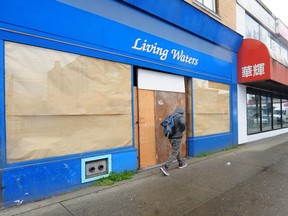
[174,108,184,115]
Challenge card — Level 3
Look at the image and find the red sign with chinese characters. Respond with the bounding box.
[237,39,271,83]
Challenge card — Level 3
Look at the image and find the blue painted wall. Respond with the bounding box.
[188,134,236,156]
[0,0,242,207]
[2,147,137,207]
[0,0,242,81]
[122,0,242,52]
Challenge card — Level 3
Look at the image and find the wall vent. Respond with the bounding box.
[81,154,112,183]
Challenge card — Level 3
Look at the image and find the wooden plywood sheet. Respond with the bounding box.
[5,42,133,162]
[155,91,186,164]
[138,89,156,168]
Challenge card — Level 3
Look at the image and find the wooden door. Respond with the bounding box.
[137,89,186,169]
[136,69,187,169]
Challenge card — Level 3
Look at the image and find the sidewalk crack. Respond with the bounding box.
[60,202,74,216]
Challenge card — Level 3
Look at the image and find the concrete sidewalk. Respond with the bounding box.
[1,134,288,216]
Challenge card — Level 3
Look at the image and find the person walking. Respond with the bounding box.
[160,107,187,176]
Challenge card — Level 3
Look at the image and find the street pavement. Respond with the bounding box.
[1,133,288,216]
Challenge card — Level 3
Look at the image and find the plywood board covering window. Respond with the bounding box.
[193,78,230,136]
[5,42,132,162]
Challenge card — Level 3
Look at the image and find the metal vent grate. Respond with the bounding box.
[81,155,112,183]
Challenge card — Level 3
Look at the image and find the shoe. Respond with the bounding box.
[179,163,187,169]
[160,166,170,176]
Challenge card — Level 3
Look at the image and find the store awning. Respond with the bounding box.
[238,39,288,94]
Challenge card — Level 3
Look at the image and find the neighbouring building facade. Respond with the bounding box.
[0,0,242,207]
[236,0,288,143]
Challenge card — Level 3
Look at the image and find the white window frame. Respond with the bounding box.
[194,0,216,13]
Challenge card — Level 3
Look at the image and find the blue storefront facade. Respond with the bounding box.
[0,0,242,207]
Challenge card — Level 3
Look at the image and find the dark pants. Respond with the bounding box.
[164,138,184,168]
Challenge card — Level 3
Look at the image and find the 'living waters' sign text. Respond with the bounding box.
[131,38,199,66]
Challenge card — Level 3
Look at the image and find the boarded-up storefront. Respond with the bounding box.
[0,0,242,207]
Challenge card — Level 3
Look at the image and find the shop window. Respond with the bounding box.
[247,90,261,134]
[245,14,260,40]
[259,26,270,48]
[261,93,272,131]
[194,0,217,13]
[245,14,288,66]
[5,42,132,163]
[272,97,282,129]
[282,99,288,128]
[193,78,230,136]
[246,88,288,134]
[271,39,281,57]
[280,46,288,64]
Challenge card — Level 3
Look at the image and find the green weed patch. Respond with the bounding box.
[94,170,136,186]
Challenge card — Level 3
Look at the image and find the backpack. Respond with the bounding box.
[161,113,177,137]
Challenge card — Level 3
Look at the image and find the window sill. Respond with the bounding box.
[192,0,221,20]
